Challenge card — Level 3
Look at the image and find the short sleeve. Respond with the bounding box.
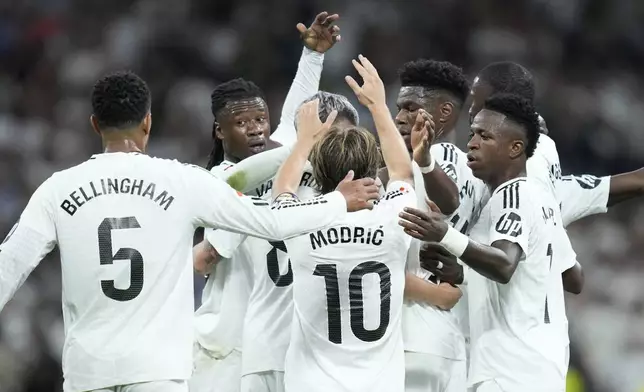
[553,228,577,273]
[431,143,459,184]
[557,175,609,227]
[488,181,529,254]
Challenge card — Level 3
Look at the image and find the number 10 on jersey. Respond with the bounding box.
[313,261,391,344]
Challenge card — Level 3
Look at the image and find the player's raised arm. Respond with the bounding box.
[346,55,413,186]
[399,199,524,284]
[0,179,58,310]
[272,99,337,199]
[186,164,378,240]
[223,146,293,193]
[409,111,460,214]
[271,11,341,146]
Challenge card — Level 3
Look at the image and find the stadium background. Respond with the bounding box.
[1,0,643,390]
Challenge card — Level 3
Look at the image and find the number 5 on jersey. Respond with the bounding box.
[98,217,144,301]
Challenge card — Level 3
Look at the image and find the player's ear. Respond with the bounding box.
[440,102,453,123]
[509,139,524,159]
[214,122,224,140]
[89,115,101,136]
[142,112,152,136]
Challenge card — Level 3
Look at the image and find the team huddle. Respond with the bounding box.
[1,10,643,392]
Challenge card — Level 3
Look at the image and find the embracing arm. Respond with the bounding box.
[404,273,462,310]
[562,261,584,295]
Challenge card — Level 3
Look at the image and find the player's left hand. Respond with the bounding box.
[398,199,449,242]
[297,11,341,54]
[411,109,435,167]
[296,99,337,145]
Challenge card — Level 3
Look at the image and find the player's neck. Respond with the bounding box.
[102,137,144,154]
[486,164,526,192]
[435,127,456,144]
[223,153,240,164]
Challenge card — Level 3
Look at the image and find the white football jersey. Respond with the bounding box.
[193,161,254,356]
[0,152,350,392]
[403,143,487,360]
[284,180,416,392]
[467,178,563,391]
[557,174,610,226]
[241,173,318,375]
[527,134,561,196]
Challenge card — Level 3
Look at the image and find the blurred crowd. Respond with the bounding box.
[2,0,644,390]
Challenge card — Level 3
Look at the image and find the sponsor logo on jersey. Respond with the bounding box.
[495,211,523,237]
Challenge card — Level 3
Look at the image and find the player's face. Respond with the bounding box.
[216,98,271,162]
[468,77,493,125]
[395,87,437,153]
[466,109,512,182]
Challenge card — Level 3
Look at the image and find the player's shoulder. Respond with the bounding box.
[490,177,536,209]
[431,142,465,165]
[534,133,559,160]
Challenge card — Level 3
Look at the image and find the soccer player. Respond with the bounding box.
[391,59,478,392]
[191,12,342,392]
[0,71,378,392]
[276,55,416,392]
[399,93,564,391]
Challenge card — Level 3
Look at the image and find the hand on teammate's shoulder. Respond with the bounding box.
[335,170,381,212]
[297,11,341,53]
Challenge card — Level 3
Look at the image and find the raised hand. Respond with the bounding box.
[345,54,386,109]
[410,109,436,167]
[296,99,338,145]
[335,170,381,212]
[297,11,341,54]
[398,199,449,242]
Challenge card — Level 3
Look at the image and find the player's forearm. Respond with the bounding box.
[404,273,462,310]
[272,48,324,146]
[420,166,459,215]
[273,140,313,197]
[193,240,220,276]
[562,262,584,295]
[439,226,519,284]
[370,104,413,183]
[224,146,292,193]
[608,169,644,206]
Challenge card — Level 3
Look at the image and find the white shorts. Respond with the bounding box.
[404,352,466,392]
[242,371,285,392]
[189,343,242,392]
[89,380,187,392]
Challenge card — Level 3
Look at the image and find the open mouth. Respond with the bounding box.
[248,139,266,154]
[466,153,477,167]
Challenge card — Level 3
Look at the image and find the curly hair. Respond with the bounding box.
[483,93,540,158]
[398,59,470,105]
[207,78,266,170]
[91,71,151,130]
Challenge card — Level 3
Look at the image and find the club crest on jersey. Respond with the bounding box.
[495,212,522,237]
[573,174,601,189]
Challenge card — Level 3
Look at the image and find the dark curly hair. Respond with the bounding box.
[398,59,470,105]
[91,71,151,130]
[483,93,540,158]
[477,62,535,103]
[207,78,266,170]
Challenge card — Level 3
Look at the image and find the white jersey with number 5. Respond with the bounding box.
[0,152,350,392]
[284,181,416,392]
[467,177,563,391]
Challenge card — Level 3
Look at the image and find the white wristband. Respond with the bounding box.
[419,155,436,174]
[439,226,469,258]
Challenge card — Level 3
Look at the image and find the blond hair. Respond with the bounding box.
[309,126,381,194]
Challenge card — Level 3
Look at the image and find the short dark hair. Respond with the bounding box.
[297,91,359,126]
[207,78,266,170]
[477,62,535,102]
[483,93,540,158]
[91,71,151,130]
[398,59,470,105]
